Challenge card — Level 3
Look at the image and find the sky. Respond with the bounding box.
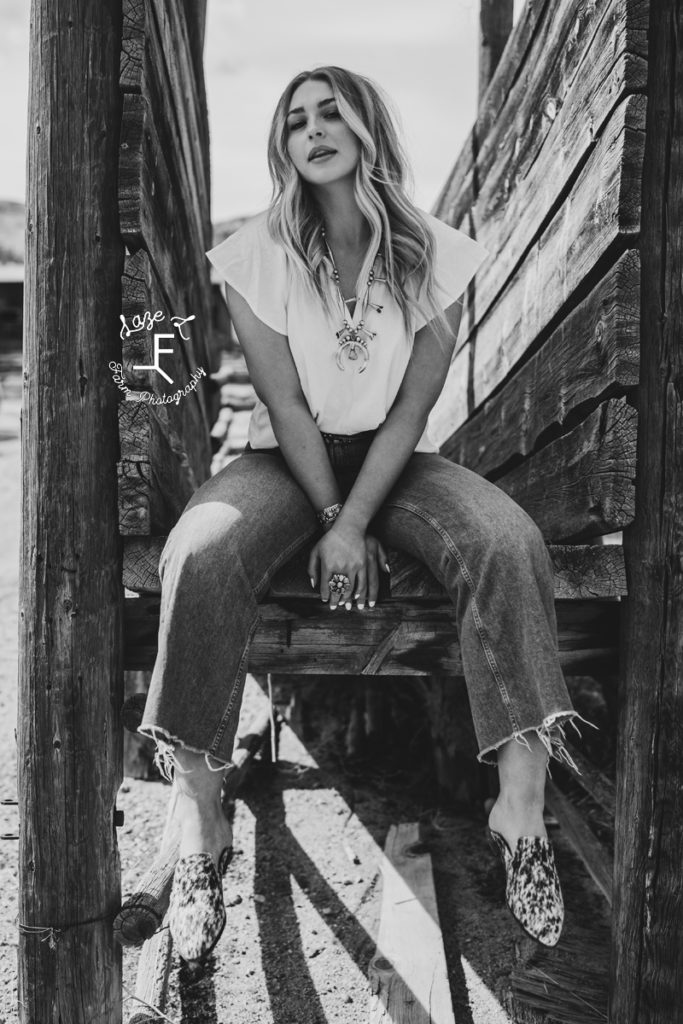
[0,0,524,223]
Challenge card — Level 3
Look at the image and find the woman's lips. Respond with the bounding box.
[309,149,336,162]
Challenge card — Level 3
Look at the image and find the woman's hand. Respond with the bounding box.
[307,523,389,610]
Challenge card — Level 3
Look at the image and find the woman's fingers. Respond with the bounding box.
[353,563,367,610]
[377,540,390,574]
[307,546,319,591]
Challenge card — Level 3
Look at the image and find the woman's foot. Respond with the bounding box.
[174,791,233,870]
[168,792,233,963]
[486,791,547,854]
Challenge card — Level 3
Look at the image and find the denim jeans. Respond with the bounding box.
[138,433,593,782]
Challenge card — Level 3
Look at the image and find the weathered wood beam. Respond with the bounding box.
[478,0,513,105]
[496,396,637,542]
[611,1,683,1019]
[19,0,125,1019]
[369,823,456,1023]
[123,536,627,599]
[544,781,612,906]
[123,596,620,677]
[433,249,640,472]
[435,0,648,333]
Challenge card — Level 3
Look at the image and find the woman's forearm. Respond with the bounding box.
[334,399,428,533]
[268,401,342,513]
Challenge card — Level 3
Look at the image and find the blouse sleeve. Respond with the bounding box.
[412,213,490,331]
[204,211,289,335]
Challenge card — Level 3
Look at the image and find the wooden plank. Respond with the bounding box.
[368,823,456,1024]
[123,536,627,600]
[19,0,125,1018]
[544,781,612,906]
[123,596,619,677]
[463,3,645,327]
[433,248,640,469]
[611,2,683,1019]
[496,397,637,542]
[472,92,645,413]
[117,401,195,535]
[435,0,648,317]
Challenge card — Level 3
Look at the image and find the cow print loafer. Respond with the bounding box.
[168,845,233,963]
[487,827,564,947]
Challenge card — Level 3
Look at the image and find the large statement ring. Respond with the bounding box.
[328,573,350,594]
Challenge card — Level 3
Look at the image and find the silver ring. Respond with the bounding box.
[328,573,350,594]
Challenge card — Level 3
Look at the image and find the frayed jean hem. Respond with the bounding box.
[476,709,598,775]
[136,724,232,784]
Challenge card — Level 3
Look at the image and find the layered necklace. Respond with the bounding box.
[322,229,384,373]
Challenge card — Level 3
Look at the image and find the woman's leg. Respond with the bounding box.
[137,450,319,862]
[371,453,594,850]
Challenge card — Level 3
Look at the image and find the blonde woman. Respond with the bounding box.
[138,66,592,962]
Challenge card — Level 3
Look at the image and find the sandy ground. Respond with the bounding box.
[0,352,611,1024]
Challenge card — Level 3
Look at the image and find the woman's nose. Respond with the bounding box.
[308,125,323,139]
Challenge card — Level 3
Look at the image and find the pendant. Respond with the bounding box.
[335,324,375,373]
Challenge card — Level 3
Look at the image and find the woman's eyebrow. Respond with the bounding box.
[287,98,337,117]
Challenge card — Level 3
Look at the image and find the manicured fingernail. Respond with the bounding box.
[369,600,376,608]
[345,601,352,611]
[330,603,337,611]
[355,592,361,599]
[310,576,316,588]
[358,602,365,610]
[384,563,391,573]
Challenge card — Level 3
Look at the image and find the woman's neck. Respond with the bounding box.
[313,180,370,251]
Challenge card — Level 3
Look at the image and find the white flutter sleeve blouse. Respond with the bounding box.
[205,209,489,453]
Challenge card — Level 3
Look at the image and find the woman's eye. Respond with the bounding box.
[324,110,340,120]
[288,121,305,132]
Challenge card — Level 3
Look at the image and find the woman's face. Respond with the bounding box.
[285,78,362,187]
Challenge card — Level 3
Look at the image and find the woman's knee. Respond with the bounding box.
[160,503,245,577]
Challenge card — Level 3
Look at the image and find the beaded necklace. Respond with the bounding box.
[322,229,384,373]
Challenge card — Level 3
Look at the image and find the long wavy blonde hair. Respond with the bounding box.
[266,66,451,341]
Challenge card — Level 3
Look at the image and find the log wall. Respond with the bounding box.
[430,0,647,543]
[117,0,217,547]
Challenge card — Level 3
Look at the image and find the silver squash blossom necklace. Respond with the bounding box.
[322,229,384,373]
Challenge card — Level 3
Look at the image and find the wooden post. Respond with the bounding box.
[610,1,683,1020]
[19,1,125,1020]
[478,0,513,105]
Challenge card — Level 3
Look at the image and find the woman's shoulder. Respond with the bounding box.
[205,208,280,264]
[418,209,491,259]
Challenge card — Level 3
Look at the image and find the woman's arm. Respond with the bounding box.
[225,283,342,512]
[312,298,463,608]
[335,297,464,535]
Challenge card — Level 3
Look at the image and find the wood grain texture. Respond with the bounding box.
[123,536,627,599]
[496,397,638,541]
[544,781,613,906]
[435,0,647,321]
[117,401,195,535]
[472,93,645,413]
[611,1,683,1019]
[434,248,640,471]
[368,823,456,1024]
[123,596,620,677]
[18,0,125,1018]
